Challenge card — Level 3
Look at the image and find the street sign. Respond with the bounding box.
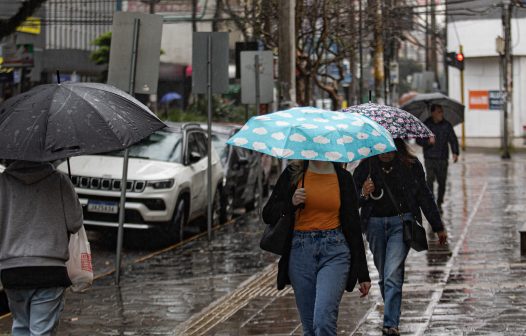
[489,90,504,110]
[107,12,163,94]
[240,51,274,104]
[192,32,229,94]
[235,42,258,79]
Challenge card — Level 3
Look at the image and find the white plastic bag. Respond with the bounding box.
[66,226,93,292]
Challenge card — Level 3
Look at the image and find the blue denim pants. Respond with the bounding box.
[288,228,350,336]
[367,214,411,328]
[5,287,66,336]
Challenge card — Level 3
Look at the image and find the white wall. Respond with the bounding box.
[448,17,526,57]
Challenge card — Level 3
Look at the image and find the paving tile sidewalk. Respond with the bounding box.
[1,151,525,336]
[194,151,526,335]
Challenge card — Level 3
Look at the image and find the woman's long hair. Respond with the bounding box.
[289,160,308,186]
[394,138,416,166]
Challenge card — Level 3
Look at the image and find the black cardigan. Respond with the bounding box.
[262,163,371,292]
[353,157,444,233]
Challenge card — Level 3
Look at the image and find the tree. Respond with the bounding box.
[0,0,47,39]
[90,32,112,82]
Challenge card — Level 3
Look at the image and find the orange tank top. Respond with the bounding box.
[294,170,340,231]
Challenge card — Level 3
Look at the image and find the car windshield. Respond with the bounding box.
[102,130,183,163]
[211,133,229,164]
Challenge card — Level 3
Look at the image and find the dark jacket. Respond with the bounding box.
[416,118,459,160]
[262,163,370,292]
[353,157,444,233]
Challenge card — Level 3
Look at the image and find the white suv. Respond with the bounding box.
[58,123,224,244]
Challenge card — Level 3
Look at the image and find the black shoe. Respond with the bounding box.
[387,327,400,335]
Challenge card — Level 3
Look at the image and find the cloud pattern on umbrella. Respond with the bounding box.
[227,107,395,163]
[343,103,434,139]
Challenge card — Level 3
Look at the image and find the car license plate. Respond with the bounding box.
[87,200,119,214]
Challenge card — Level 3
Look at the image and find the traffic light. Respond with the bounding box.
[445,51,465,70]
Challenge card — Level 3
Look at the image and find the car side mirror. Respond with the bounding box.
[189,151,202,163]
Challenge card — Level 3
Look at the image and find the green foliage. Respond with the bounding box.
[161,95,254,124]
[90,31,112,65]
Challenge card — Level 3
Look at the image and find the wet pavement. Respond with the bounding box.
[1,149,526,335]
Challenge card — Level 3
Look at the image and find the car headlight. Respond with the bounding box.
[147,179,175,189]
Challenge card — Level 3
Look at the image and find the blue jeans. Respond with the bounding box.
[288,228,350,336]
[367,214,411,328]
[5,287,66,336]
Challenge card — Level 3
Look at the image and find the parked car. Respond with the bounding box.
[57,122,225,244]
[201,123,272,221]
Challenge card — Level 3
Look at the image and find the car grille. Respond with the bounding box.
[71,175,146,193]
[78,194,166,211]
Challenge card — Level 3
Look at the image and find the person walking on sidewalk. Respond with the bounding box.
[354,139,447,336]
[0,160,83,336]
[263,160,371,336]
[416,104,460,213]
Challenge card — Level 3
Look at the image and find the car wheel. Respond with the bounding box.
[161,198,187,244]
[220,187,234,224]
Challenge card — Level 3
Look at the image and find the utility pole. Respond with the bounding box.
[425,0,430,71]
[430,0,438,87]
[358,0,364,103]
[501,1,512,159]
[448,1,449,96]
[373,0,384,103]
[278,0,296,106]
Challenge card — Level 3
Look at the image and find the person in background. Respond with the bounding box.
[416,104,460,213]
[0,160,83,336]
[354,139,447,336]
[263,160,371,336]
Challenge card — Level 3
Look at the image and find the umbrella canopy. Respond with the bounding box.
[343,103,434,139]
[160,91,182,104]
[0,82,166,161]
[400,92,465,126]
[226,107,396,163]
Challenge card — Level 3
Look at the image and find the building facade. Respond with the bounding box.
[448,1,526,148]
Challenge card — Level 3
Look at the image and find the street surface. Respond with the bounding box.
[1,149,525,335]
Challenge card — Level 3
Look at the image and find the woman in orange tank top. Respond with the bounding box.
[263,160,371,336]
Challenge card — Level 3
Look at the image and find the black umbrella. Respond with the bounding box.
[0,82,166,161]
[0,82,166,285]
[400,92,465,127]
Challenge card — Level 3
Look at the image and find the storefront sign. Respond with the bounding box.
[468,90,489,110]
[16,17,41,35]
[2,44,34,67]
[488,90,504,110]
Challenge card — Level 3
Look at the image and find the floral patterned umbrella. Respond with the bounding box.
[342,103,434,139]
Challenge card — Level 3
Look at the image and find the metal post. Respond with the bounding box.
[359,0,364,103]
[115,18,140,285]
[255,54,263,219]
[502,3,512,159]
[206,33,213,241]
[459,45,466,151]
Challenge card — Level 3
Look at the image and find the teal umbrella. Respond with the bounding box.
[226,107,395,162]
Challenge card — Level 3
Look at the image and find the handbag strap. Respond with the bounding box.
[377,168,404,218]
